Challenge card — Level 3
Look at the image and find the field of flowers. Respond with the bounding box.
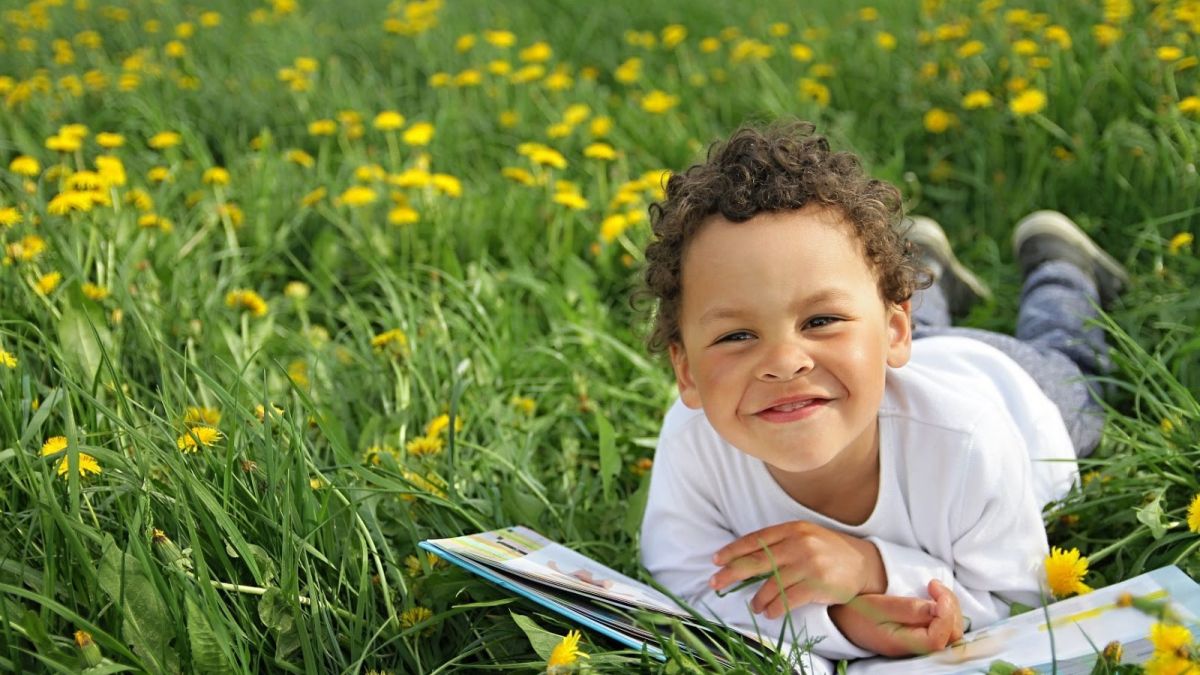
[1,0,1199,672]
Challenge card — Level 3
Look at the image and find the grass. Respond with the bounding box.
[0,0,1198,672]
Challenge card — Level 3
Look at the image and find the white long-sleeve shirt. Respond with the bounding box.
[640,336,1078,669]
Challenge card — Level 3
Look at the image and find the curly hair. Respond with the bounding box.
[641,121,927,354]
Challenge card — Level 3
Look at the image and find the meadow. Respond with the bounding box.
[1,0,1199,672]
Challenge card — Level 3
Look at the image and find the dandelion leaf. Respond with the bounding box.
[258,587,302,660]
[185,594,234,672]
[97,538,177,674]
[509,611,561,661]
[56,298,113,387]
[1134,488,1168,540]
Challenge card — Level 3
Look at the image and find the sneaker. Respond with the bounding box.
[1012,210,1129,306]
[905,215,993,317]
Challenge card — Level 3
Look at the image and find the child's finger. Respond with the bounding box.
[848,594,937,626]
[711,523,794,565]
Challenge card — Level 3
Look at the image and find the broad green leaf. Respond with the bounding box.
[56,300,112,386]
[185,595,233,672]
[1135,488,1168,540]
[97,539,174,675]
[257,588,294,633]
[595,410,619,502]
[509,611,562,662]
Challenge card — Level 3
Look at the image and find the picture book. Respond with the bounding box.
[421,527,1200,674]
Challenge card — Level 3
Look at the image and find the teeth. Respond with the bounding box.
[772,400,813,412]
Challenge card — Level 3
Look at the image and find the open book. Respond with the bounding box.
[420,526,1200,674]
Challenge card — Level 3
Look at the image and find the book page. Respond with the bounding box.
[848,566,1200,674]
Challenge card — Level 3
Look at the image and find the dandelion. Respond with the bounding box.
[1169,232,1194,255]
[147,166,172,183]
[554,192,589,210]
[484,29,516,47]
[798,78,831,107]
[286,149,314,167]
[0,206,21,228]
[790,43,814,61]
[400,606,433,629]
[1180,97,1200,115]
[308,119,337,136]
[46,135,82,153]
[254,403,284,422]
[406,435,444,457]
[511,396,536,415]
[225,289,268,317]
[431,174,461,197]
[502,167,536,185]
[82,283,109,300]
[583,143,617,160]
[372,328,409,356]
[632,457,654,476]
[962,90,994,110]
[41,436,102,478]
[519,41,552,62]
[600,214,629,243]
[589,116,613,137]
[400,470,447,500]
[1045,547,1091,598]
[137,213,174,232]
[148,131,182,149]
[184,406,221,427]
[1188,494,1200,534]
[373,110,405,131]
[200,167,229,186]
[338,186,377,207]
[923,108,957,134]
[640,90,679,114]
[403,122,435,146]
[176,425,221,452]
[547,630,588,672]
[0,348,16,368]
[9,156,40,176]
[1044,25,1072,49]
[1145,622,1197,675]
[36,272,62,295]
[388,206,420,225]
[1158,46,1184,62]
[1093,24,1121,48]
[1009,89,1047,116]
[7,234,47,262]
[956,40,985,59]
[300,187,327,207]
[875,32,897,51]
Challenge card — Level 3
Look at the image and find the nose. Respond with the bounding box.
[757,339,814,381]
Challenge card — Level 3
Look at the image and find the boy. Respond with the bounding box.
[638,122,1127,669]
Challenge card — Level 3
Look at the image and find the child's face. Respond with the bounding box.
[669,206,912,474]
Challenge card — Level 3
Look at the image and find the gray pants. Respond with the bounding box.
[912,261,1106,457]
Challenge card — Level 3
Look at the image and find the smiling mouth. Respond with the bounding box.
[755,397,830,422]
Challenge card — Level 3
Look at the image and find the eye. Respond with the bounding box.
[715,330,754,344]
[805,316,841,329]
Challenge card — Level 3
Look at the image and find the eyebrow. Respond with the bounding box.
[697,288,855,325]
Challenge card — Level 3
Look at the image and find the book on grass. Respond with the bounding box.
[420,526,1200,674]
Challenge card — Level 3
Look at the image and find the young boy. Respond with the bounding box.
[638,122,1127,669]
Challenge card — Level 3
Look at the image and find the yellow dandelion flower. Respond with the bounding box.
[82,283,109,300]
[511,396,536,415]
[46,135,83,153]
[589,116,612,137]
[200,11,221,27]
[373,110,405,131]
[176,425,222,452]
[700,37,722,53]
[1179,97,1200,115]
[148,131,182,149]
[400,606,433,629]
[202,167,230,185]
[7,234,46,262]
[547,630,588,671]
[798,78,831,107]
[40,436,101,478]
[388,206,420,225]
[455,34,476,52]
[1045,547,1091,598]
[510,64,545,84]
[94,156,126,187]
[662,24,688,48]
[184,406,221,426]
[641,90,679,114]
[286,149,314,167]
[0,206,21,228]
[9,156,40,176]
[529,147,567,170]
[225,289,268,317]
[372,328,409,356]
[1045,25,1072,49]
[1093,24,1121,48]
[790,43,814,61]
[338,186,377,207]
[308,119,337,136]
[403,122,435,146]
[1158,46,1184,62]
[425,413,463,437]
[519,41,552,63]
[147,166,173,183]
[300,187,327,207]
[923,108,957,134]
[501,167,535,185]
[962,90,994,110]
[95,132,125,148]
[1013,39,1039,56]
[484,30,516,48]
[406,435,444,457]
[0,348,16,369]
[875,32,897,51]
[956,40,985,59]
[1150,622,1194,655]
[36,272,62,295]
[583,143,617,160]
[399,470,446,500]
[137,213,174,232]
[600,214,630,243]
[1169,232,1194,254]
[1010,89,1048,116]
[66,171,105,191]
[554,192,589,210]
[1188,494,1200,534]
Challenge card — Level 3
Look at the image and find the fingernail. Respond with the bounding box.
[709,575,719,588]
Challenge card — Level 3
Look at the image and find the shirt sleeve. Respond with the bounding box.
[640,418,869,666]
[867,409,1048,628]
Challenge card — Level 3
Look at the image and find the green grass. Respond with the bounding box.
[1,0,1198,672]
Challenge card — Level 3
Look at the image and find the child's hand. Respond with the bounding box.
[709,521,886,617]
[829,580,965,657]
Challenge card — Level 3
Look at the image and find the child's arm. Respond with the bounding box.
[829,580,964,657]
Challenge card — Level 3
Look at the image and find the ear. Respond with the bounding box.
[668,342,703,409]
[885,300,913,368]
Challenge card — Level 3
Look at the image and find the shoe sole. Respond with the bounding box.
[907,216,993,304]
[1012,210,1130,291]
